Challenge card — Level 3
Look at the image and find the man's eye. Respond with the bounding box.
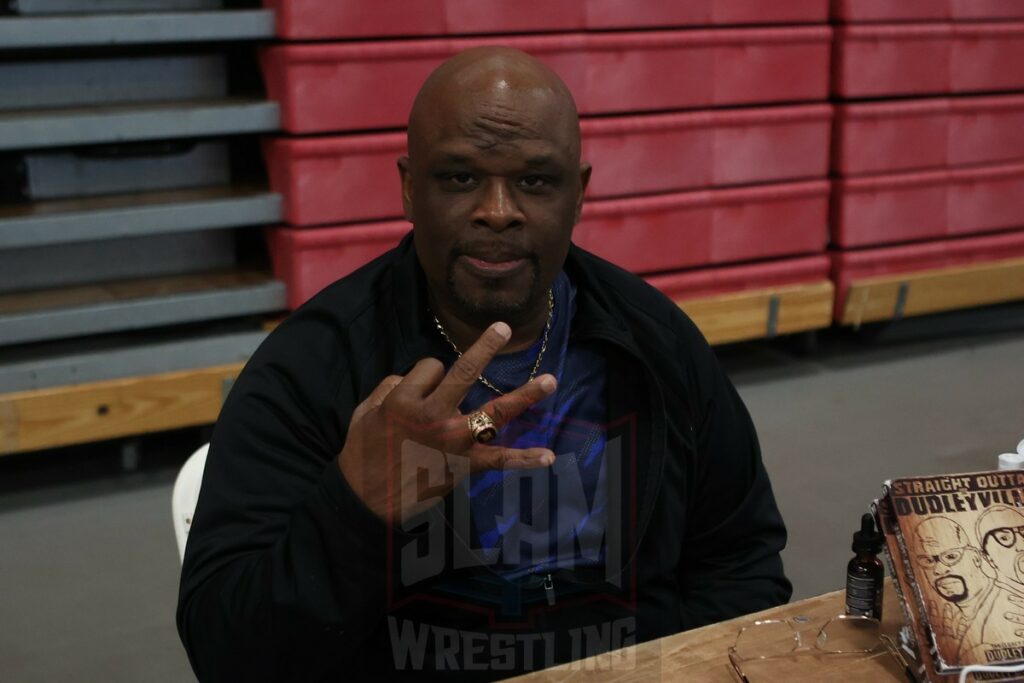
[440,172,477,188]
[519,175,551,190]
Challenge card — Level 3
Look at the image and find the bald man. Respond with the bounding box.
[977,505,1024,596]
[178,48,791,681]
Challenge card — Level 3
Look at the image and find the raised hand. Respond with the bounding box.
[1003,592,1024,638]
[337,322,557,524]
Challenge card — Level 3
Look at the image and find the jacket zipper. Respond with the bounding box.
[543,573,556,606]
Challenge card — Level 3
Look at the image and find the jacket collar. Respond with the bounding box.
[390,231,439,373]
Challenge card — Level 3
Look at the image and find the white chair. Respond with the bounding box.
[173,443,209,563]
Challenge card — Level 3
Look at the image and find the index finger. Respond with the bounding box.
[430,321,511,408]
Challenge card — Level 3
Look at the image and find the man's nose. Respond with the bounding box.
[472,179,524,232]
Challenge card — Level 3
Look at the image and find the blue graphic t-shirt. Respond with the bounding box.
[455,272,608,579]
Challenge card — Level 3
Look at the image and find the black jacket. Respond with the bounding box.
[177,234,791,681]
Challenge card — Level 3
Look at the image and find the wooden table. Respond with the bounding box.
[509,584,911,682]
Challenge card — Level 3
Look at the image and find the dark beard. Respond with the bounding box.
[934,576,969,603]
[445,259,541,327]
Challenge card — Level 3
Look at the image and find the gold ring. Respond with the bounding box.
[467,411,498,444]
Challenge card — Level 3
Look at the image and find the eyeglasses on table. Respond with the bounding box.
[727,613,911,683]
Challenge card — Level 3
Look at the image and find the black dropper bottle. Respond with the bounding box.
[846,513,884,619]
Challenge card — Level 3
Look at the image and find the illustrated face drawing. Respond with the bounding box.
[915,517,988,604]
[977,505,1024,590]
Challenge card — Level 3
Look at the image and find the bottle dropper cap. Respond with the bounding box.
[852,513,883,554]
[999,453,1024,470]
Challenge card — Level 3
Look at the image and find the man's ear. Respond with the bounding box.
[574,162,592,224]
[398,156,414,222]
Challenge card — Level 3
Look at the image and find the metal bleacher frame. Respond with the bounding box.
[0,2,284,457]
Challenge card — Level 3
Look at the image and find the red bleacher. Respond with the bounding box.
[576,181,830,274]
[262,27,832,134]
[267,211,832,312]
[832,0,1024,23]
[265,105,833,228]
[264,0,828,40]
[265,222,410,311]
[647,254,831,301]
[260,3,1024,332]
[584,105,832,197]
[833,23,1024,99]
[263,133,406,228]
[829,4,1024,324]
[258,4,843,336]
[833,162,1024,248]
[833,95,1024,176]
[831,231,1024,321]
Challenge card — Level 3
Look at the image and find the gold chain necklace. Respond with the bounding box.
[431,289,554,396]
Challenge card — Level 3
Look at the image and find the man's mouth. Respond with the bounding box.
[935,576,968,601]
[460,253,529,276]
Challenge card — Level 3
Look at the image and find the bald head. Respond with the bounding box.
[917,517,971,552]
[407,47,581,162]
[398,46,591,337]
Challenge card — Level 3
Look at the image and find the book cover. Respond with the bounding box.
[888,470,1024,673]
[875,495,946,682]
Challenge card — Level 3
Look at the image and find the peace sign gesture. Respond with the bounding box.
[337,322,557,524]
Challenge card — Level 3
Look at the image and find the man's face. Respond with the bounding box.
[401,81,589,326]
[916,519,987,604]
[924,547,983,603]
[981,518,1024,586]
